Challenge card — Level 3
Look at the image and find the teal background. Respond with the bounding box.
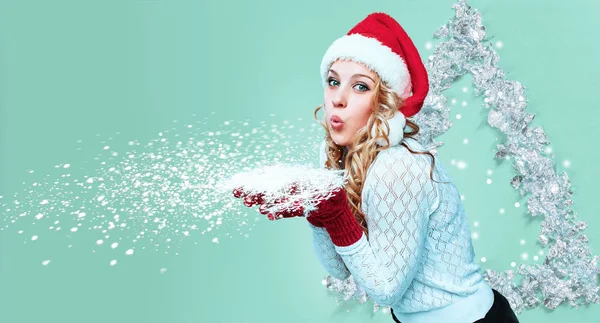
[1,0,600,322]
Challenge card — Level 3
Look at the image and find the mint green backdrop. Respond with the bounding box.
[1,0,599,322]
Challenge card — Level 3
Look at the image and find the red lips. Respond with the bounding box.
[330,115,344,131]
[330,115,343,123]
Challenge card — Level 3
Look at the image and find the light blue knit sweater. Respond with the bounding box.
[307,137,494,323]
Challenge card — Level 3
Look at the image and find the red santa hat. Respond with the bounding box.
[320,12,429,146]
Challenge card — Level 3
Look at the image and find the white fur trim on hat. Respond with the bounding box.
[371,110,406,147]
[320,33,411,99]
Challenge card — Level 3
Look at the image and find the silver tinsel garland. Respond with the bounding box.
[322,0,600,314]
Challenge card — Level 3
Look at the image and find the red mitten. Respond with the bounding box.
[306,187,364,247]
[232,185,363,246]
[305,214,326,228]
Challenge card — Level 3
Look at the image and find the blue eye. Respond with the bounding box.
[327,77,370,92]
[354,83,369,92]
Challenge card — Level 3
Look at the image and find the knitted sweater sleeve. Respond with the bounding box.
[305,141,351,280]
[333,146,440,306]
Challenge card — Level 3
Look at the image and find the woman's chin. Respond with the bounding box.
[331,135,349,147]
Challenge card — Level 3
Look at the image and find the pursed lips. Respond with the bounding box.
[330,114,344,130]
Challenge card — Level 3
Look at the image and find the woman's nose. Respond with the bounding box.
[332,90,347,108]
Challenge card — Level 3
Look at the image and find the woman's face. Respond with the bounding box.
[323,59,378,148]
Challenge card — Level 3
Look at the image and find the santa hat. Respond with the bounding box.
[320,12,429,146]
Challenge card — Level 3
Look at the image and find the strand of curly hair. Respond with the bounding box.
[313,77,448,240]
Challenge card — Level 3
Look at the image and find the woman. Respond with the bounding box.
[235,12,519,323]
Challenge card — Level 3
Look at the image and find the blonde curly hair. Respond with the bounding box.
[313,75,441,240]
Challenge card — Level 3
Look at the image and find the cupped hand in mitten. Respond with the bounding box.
[231,184,350,230]
[232,184,311,222]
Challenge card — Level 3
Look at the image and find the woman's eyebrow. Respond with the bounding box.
[328,69,375,83]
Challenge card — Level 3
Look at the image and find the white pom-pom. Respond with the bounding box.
[371,110,406,146]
